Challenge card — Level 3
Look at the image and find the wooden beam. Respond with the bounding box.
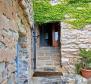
[33,71,63,77]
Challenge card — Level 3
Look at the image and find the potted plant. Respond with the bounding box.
[75,48,91,79]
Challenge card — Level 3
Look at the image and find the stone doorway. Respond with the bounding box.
[33,22,62,76]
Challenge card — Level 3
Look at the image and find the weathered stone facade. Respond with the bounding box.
[0,0,33,83]
[61,22,91,74]
[0,0,91,84]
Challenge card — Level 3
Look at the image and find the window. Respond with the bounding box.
[50,0,59,5]
[39,22,60,47]
[51,0,58,4]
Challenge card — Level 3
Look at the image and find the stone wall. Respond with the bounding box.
[1,0,91,84]
[0,0,33,84]
[61,22,91,74]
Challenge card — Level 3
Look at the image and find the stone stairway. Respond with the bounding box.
[36,47,61,72]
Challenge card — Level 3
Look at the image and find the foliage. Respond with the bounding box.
[33,0,91,28]
[79,49,91,68]
[79,49,91,59]
[75,49,91,74]
[75,63,82,74]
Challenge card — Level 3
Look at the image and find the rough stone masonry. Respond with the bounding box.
[0,0,91,84]
[61,22,91,74]
[0,0,33,84]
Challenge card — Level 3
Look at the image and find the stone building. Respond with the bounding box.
[0,0,91,84]
[0,0,33,83]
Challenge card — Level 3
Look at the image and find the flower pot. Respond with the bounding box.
[81,69,91,79]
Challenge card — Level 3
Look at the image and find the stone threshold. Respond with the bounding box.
[33,71,63,77]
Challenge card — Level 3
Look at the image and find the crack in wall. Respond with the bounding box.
[0,41,6,48]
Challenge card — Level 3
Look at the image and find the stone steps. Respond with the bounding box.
[36,47,61,72]
[36,47,60,52]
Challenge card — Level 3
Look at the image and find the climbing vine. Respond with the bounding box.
[33,0,91,28]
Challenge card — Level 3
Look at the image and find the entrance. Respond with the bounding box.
[39,22,60,47]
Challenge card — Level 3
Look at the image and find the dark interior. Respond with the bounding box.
[39,22,60,47]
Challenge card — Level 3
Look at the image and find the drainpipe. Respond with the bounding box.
[32,24,36,70]
[32,0,37,71]
[60,22,62,67]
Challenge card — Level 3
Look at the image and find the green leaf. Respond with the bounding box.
[33,0,91,28]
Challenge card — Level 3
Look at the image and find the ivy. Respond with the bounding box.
[33,0,91,28]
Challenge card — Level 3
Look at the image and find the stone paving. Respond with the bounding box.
[32,74,89,84]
